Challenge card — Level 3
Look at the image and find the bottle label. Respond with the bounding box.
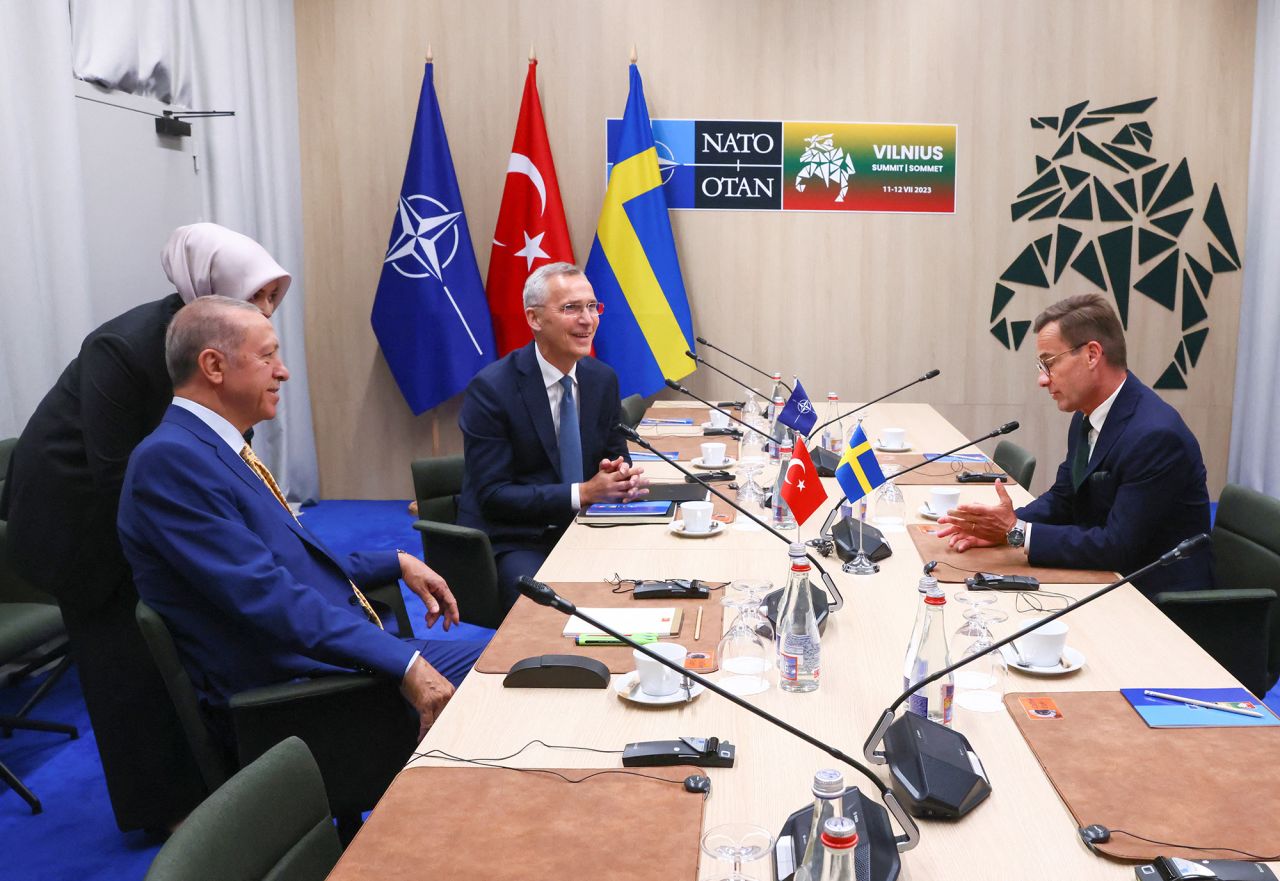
[908,692,928,717]
[941,682,955,725]
[780,650,799,681]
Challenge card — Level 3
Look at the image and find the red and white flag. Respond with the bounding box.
[780,438,830,526]
[485,60,575,356]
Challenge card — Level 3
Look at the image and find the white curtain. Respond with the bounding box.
[0,2,94,438]
[70,0,194,106]
[1230,0,1280,498]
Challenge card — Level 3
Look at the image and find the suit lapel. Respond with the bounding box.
[516,344,561,477]
[1081,372,1139,481]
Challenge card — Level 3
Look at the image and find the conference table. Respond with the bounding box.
[345,401,1256,879]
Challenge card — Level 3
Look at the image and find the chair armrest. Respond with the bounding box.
[1155,589,1277,698]
[1154,588,1277,606]
[229,673,385,710]
[411,519,502,628]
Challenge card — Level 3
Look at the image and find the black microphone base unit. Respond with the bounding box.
[811,446,840,478]
[503,655,611,689]
[831,517,893,563]
[875,712,991,820]
[772,786,902,881]
[763,583,831,635]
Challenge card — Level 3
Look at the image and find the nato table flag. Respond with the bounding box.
[777,379,818,436]
[585,63,696,398]
[835,424,887,502]
[372,62,496,414]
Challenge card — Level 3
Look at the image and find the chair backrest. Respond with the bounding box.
[992,440,1036,491]
[136,600,235,792]
[144,737,341,881]
[0,438,55,606]
[0,436,16,493]
[620,394,647,429]
[1212,483,1280,683]
[414,520,502,628]
[410,455,465,524]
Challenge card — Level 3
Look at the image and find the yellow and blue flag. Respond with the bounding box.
[835,424,887,502]
[585,64,695,397]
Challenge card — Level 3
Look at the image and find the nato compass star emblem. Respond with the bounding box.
[383,193,484,355]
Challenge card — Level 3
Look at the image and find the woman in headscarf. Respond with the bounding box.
[0,223,290,832]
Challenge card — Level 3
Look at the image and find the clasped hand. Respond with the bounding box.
[580,456,649,507]
[935,479,1018,552]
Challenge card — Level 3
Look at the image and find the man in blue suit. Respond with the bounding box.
[458,263,647,609]
[938,293,1213,596]
[118,297,486,739]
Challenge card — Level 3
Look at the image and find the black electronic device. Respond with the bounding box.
[517,575,921,877]
[702,427,742,438]
[812,446,840,477]
[956,471,1005,483]
[646,482,712,503]
[831,517,893,563]
[773,786,901,881]
[632,580,711,600]
[683,774,712,795]
[502,655,611,689]
[686,470,734,483]
[715,401,745,410]
[861,534,1211,819]
[622,737,736,768]
[964,573,1040,591]
[1136,857,1278,881]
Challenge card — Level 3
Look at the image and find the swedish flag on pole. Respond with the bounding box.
[585,63,696,398]
[835,424,887,502]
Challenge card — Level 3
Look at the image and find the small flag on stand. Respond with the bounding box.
[777,379,818,437]
[779,438,829,525]
[834,424,887,502]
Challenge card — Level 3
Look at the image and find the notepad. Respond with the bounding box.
[640,417,694,426]
[1121,687,1280,728]
[561,607,683,638]
[576,500,675,524]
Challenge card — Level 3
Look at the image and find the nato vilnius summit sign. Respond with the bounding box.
[606,118,957,214]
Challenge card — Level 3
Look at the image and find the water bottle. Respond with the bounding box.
[794,769,846,881]
[906,584,954,726]
[769,371,786,407]
[778,543,820,693]
[817,816,859,881]
[820,392,844,455]
[768,395,790,460]
[902,570,939,691]
[771,439,797,529]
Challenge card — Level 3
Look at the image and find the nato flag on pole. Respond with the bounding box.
[777,379,818,437]
[372,62,495,414]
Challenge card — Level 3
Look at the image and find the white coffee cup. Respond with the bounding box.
[928,487,961,516]
[1013,618,1069,667]
[680,500,714,534]
[634,642,689,696]
[880,427,907,450]
[701,441,727,466]
[709,409,731,428]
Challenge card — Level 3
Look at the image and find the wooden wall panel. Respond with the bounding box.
[295,0,1255,499]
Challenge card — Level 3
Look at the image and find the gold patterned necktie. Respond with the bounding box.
[240,445,384,629]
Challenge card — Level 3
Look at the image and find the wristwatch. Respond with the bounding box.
[1006,522,1026,549]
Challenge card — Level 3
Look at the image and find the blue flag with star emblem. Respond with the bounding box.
[372,63,496,414]
[777,379,818,436]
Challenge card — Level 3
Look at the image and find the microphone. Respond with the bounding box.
[684,350,773,401]
[861,533,1211,820]
[618,423,845,621]
[694,336,793,393]
[807,369,942,446]
[516,574,922,867]
[664,378,773,441]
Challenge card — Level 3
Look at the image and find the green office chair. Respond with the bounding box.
[136,601,416,842]
[410,456,502,628]
[620,394,647,429]
[1155,483,1280,698]
[992,440,1036,491]
[144,737,341,881]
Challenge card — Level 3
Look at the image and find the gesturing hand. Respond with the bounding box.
[398,552,459,631]
[935,480,1018,552]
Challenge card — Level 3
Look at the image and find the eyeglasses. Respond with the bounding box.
[539,300,604,317]
[1035,343,1086,376]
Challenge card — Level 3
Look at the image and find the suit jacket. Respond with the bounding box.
[1,294,184,613]
[117,405,417,706]
[456,343,630,553]
[1017,372,1213,595]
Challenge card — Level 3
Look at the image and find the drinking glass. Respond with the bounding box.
[701,823,774,881]
[951,601,1009,713]
[735,416,769,516]
[717,585,773,695]
[871,463,906,529]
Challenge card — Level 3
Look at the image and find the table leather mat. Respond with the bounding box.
[328,764,706,881]
[905,523,1116,584]
[476,582,725,674]
[1005,690,1280,861]
[878,452,1006,485]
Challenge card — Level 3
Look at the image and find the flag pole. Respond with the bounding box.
[630,44,637,63]
[844,416,879,575]
[529,43,535,62]
[425,43,433,63]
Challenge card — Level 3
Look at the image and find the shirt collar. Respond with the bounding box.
[1086,375,1126,434]
[533,342,578,390]
[173,396,249,454]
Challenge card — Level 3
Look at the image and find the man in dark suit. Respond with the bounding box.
[118,297,485,742]
[458,263,647,608]
[937,293,1213,596]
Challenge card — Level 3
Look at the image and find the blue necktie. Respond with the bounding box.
[557,375,583,484]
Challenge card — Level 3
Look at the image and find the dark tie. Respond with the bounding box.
[557,375,582,484]
[1071,414,1093,490]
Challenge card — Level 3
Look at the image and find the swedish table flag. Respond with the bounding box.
[584,64,695,398]
[371,63,496,414]
[835,424,887,502]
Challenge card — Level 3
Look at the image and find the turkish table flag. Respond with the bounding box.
[485,60,575,356]
[780,438,830,526]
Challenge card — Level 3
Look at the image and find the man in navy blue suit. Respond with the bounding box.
[458,263,648,609]
[938,293,1213,596]
[118,297,487,739]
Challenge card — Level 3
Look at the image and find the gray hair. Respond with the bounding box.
[522,262,583,309]
[165,296,262,386]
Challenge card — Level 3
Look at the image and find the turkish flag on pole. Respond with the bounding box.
[780,438,830,526]
[485,60,575,356]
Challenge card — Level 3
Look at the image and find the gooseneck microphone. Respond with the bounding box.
[664,379,773,441]
[694,336,793,393]
[861,533,1211,820]
[516,575,921,858]
[684,350,771,400]
[619,423,845,616]
[807,369,942,442]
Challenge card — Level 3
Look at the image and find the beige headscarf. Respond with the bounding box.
[161,223,292,305]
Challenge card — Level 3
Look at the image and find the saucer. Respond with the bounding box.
[691,457,737,469]
[1000,644,1086,675]
[918,504,942,522]
[669,520,725,539]
[613,670,706,705]
[875,442,911,453]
